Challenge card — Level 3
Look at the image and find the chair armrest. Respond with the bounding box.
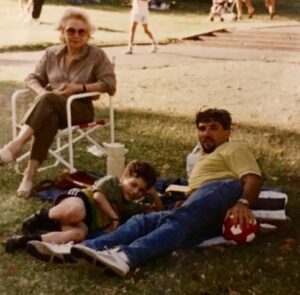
[11,88,31,106]
[11,89,32,138]
[66,92,101,130]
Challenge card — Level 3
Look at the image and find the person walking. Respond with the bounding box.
[125,0,158,54]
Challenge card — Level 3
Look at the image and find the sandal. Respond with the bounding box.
[0,146,14,165]
[17,179,33,198]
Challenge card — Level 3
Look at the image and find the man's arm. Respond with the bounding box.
[225,173,262,227]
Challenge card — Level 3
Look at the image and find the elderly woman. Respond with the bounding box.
[0,8,116,198]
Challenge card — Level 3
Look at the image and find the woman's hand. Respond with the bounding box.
[52,84,82,98]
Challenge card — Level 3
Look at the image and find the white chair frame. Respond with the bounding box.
[11,89,115,174]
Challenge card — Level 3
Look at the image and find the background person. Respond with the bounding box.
[19,0,33,20]
[235,0,255,19]
[31,0,45,23]
[265,0,276,19]
[0,8,116,198]
[125,0,158,54]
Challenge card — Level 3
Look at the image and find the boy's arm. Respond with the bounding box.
[146,187,165,211]
[93,191,120,229]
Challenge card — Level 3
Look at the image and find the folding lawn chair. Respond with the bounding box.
[11,88,115,174]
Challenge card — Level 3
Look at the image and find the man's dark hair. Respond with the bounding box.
[195,108,232,130]
[123,160,159,189]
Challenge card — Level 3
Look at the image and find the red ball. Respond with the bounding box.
[222,215,259,244]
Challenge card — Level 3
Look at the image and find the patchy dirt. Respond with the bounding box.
[111,40,300,132]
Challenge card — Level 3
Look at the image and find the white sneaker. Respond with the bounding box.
[150,43,158,53]
[26,241,75,263]
[124,46,133,55]
[71,245,130,277]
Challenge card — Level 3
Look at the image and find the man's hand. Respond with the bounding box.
[226,173,262,227]
[225,203,256,228]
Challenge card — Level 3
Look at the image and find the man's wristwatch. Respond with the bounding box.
[237,198,250,207]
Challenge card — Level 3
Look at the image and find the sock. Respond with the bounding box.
[39,208,60,232]
[39,208,50,221]
[5,234,42,253]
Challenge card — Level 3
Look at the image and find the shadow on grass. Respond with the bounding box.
[0,80,299,187]
[1,80,299,211]
[0,80,299,295]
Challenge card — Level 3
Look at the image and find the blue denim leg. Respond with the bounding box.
[121,179,242,266]
[82,211,170,250]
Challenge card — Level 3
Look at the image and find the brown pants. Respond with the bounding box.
[22,92,94,163]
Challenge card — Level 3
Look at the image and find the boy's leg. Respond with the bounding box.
[49,197,86,224]
[5,198,87,252]
[25,223,88,262]
[22,195,86,234]
[41,223,88,244]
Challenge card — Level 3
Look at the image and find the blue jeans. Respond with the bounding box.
[82,179,242,267]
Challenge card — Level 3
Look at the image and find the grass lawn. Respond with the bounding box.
[0,81,300,294]
[0,0,300,294]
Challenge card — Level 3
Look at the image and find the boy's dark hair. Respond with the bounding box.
[123,160,159,189]
[195,108,232,130]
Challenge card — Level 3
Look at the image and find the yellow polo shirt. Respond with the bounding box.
[188,141,261,191]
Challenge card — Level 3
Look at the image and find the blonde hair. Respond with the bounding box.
[56,8,96,43]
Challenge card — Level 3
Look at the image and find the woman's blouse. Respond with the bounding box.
[25,44,116,96]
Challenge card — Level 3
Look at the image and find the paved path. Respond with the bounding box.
[0,22,299,131]
[0,22,299,79]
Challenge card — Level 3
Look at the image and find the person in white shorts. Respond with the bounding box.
[125,0,158,54]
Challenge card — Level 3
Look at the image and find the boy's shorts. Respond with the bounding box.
[131,12,149,24]
[54,188,93,231]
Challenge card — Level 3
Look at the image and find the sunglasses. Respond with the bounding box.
[65,27,87,37]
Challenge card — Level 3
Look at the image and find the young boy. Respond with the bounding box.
[4,160,164,253]
[125,0,158,54]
